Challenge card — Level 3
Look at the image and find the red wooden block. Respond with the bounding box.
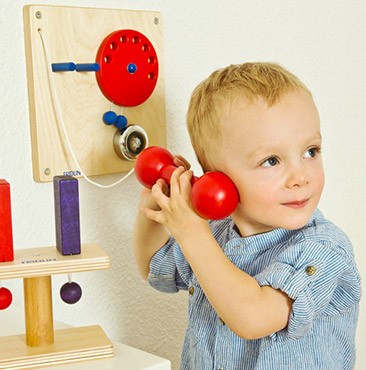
[0,179,14,262]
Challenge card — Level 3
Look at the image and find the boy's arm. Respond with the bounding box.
[133,156,191,281]
[133,184,170,280]
[143,167,293,340]
[177,227,293,339]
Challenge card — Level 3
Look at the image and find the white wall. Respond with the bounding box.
[1,1,365,369]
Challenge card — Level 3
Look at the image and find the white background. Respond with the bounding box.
[0,1,365,369]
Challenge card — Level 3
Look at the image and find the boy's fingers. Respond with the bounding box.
[141,207,163,224]
[174,156,191,170]
[169,166,185,196]
[180,170,193,191]
[151,182,170,210]
[156,179,169,196]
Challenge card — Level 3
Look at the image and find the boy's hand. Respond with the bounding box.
[138,154,190,213]
[139,179,168,212]
[142,166,207,242]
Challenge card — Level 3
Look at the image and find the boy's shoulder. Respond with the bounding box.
[292,209,355,261]
[209,209,355,262]
[209,217,237,245]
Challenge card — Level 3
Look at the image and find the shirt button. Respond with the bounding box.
[305,266,317,275]
[188,286,194,295]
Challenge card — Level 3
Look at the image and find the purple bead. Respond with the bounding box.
[60,282,82,304]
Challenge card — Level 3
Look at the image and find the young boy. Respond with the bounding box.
[133,62,361,370]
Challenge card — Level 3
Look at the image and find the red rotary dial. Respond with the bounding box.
[96,29,159,107]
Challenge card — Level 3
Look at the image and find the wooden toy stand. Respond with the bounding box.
[0,244,113,369]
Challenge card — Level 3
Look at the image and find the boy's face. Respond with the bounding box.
[216,90,324,236]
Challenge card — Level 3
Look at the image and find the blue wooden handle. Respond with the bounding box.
[75,63,100,72]
[51,62,76,72]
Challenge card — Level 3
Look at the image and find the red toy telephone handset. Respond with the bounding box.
[134,146,239,220]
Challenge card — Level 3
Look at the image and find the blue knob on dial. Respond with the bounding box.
[127,63,137,74]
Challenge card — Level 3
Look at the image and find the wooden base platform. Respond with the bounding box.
[0,243,110,280]
[0,325,113,369]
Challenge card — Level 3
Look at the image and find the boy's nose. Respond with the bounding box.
[285,163,310,188]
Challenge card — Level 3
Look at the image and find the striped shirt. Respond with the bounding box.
[148,209,361,370]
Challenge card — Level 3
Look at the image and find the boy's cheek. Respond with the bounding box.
[241,185,274,206]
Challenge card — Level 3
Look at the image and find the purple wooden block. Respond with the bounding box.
[53,176,81,255]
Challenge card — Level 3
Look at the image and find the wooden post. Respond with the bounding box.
[23,276,54,346]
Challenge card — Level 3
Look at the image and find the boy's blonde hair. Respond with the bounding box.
[187,62,311,172]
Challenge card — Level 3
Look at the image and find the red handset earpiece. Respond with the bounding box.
[134,146,239,220]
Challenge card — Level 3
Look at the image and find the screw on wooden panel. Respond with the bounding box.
[154,17,159,25]
[44,168,50,176]
[35,11,42,19]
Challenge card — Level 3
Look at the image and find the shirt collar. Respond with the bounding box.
[224,209,322,255]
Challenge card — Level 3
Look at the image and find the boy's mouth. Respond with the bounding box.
[281,199,309,209]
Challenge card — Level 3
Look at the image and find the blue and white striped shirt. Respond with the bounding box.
[148,209,361,370]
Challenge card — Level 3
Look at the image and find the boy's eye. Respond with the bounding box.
[304,147,321,159]
[261,157,279,168]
